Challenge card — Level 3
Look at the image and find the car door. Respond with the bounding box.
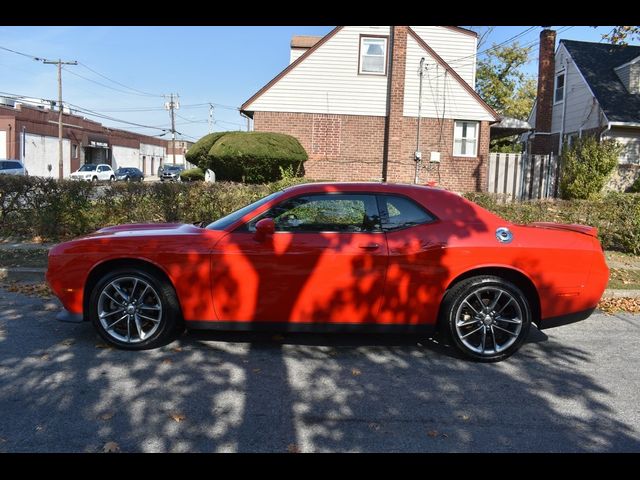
[210,192,389,325]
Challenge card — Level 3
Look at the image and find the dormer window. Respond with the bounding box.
[359,36,388,75]
[554,72,565,103]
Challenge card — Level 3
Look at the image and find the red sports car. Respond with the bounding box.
[46,182,609,361]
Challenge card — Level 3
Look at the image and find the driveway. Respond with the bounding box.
[0,286,639,453]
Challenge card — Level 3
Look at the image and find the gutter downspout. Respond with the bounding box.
[381,26,395,183]
[558,60,569,156]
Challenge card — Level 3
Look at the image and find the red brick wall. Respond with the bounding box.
[388,117,490,192]
[254,111,490,191]
[253,111,386,182]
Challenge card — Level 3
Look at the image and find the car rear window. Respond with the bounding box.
[377,195,436,231]
[2,161,22,169]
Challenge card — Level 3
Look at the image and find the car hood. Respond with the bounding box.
[85,223,205,238]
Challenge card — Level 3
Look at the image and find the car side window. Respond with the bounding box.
[243,194,381,233]
[0,161,5,170]
[377,195,436,231]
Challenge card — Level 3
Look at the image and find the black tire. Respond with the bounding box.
[88,267,183,350]
[110,175,115,182]
[439,275,531,362]
[92,176,98,182]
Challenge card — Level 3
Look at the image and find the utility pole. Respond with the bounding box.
[208,103,214,133]
[165,93,179,164]
[42,58,77,179]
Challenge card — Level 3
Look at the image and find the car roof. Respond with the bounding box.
[281,182,438,195]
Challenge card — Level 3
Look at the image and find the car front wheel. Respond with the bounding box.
[89,268,183,350]
[440,275,531,362]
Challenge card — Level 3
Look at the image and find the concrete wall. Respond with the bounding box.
[112,146,139,170]
[0,130,6,158]
[23,133,71,178]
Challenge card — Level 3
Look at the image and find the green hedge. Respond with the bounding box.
[0,176,308,242]
[186,131,307,184]
[180,167,205,182]
[465,191,640,254]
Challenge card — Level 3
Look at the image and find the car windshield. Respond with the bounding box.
[116,168,132,174]
[78,164,97,171]
[206,191,284,231]
[165,166,182,171]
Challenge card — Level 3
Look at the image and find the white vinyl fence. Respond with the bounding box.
[488,153,559,201]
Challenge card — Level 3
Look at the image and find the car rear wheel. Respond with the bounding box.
[89,268,183,350]
[92,176,98,182]
[440,275,531,362]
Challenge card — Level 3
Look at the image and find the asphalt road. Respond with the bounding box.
[1,287,639,453]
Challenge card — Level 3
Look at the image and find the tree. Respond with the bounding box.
[601,26,640,45]
[475,42,537,152]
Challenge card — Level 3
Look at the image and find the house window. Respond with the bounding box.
[72,144,78,158]
[359,36,388,75]
[453,121,479,157]
[554,72,565,103]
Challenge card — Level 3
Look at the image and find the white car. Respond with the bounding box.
[69,163,115,182]
[0,159,27,176]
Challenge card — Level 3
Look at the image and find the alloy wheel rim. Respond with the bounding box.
[454,286,523,356]
[97,276,163,344]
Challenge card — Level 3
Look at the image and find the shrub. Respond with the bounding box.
[187,131,307,184]
[180,167,205,182]
[559,136,621,200]
[628,174,640,193]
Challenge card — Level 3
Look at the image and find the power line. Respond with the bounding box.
[0,44,43,60]
[78,62,162,98]
[62,66,164,98]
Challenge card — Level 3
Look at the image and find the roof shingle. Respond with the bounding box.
[562,39,640,123]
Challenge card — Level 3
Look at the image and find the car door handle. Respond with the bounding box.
[358,243,380,250]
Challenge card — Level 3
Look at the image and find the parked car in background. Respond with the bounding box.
[160,164,184,182]
[115,167,144,182]
[69,164,115,182]
[0,159,27,176]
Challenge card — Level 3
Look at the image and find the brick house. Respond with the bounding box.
[525,29,640,189]
[240,26,500,192]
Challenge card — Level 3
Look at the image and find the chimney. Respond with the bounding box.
[531,28,556,154]
[382,25,409,182]
[290,35,322,64]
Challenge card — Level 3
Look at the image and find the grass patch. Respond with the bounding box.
[607,268,640,290]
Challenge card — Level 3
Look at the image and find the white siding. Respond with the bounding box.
[112,146,139,170]
[23,133,71,178]
[403,35,494,121]
[0,131,6,158]
[289,48,306,64]
[552,44,603,135]
[410,26,477,87]
[246,26,391,116]
[603,127,640,164]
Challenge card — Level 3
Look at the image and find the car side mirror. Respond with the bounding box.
[254,218,275,242]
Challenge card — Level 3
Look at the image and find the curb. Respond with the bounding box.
[0,267,46,282]
[601,289,640,299]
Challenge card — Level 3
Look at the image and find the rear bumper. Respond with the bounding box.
[538,307,596,330]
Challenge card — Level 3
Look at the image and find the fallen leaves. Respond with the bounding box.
[94,342,113,350]
[161,359,173,366]
[0,281,53,298]
[103,441,120,453]
[169,412,186,423]
[171,347,183,353]
[351,368,362,376]
[252,368,261,374]
[427,430,439,438]
[99,412,114,421]
[597,297,640,314]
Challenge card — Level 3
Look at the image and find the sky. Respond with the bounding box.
[0,25,633,142]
